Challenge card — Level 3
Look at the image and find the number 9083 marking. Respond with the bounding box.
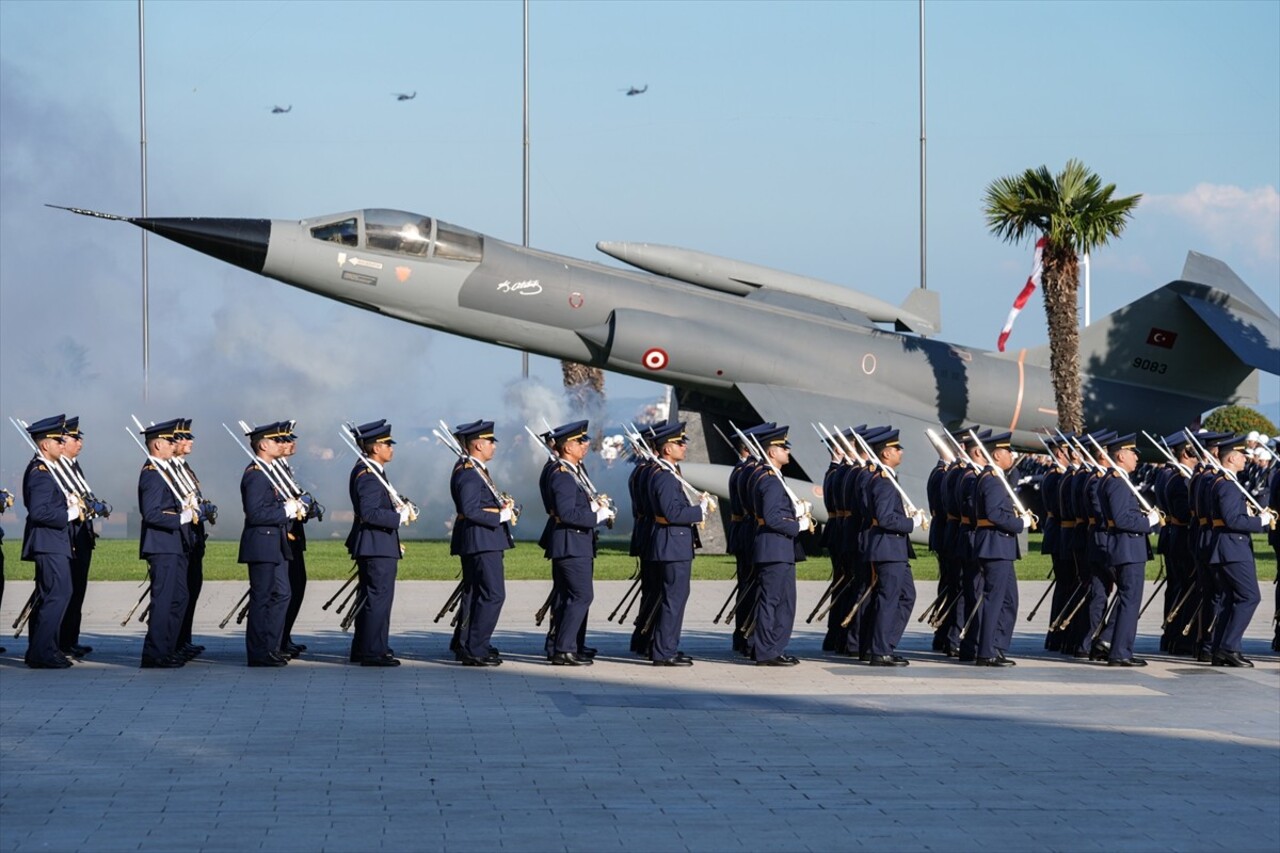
[1132,357,1168,374]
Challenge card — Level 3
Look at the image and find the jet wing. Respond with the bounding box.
[734,382,941,542]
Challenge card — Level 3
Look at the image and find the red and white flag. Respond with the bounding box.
[996,237,1046,352]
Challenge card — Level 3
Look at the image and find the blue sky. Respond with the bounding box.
[1,0,1277,531]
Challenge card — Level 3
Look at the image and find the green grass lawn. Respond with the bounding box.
[3,536,1275,582]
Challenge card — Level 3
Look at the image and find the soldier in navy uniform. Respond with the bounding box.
[346,420,411,666]
[539,420,614,666]
[863,428,921,666]
[278,424,310,659]
[238,422,297,667]
[21,416,76,669]
[970,431,1031,667]
[628,438,659,655]
[834,426,883,659]
[1268,453,1279,652]
[1078,429,1118,660]
[954,428,991,662]
[923,441,949,654]
[819,428,850,654]
[174,419,210,661]
[0,485,11,655]
[644,420,709,666]
[57,416,96,660]
[138,419,194,669]
[749,424,807,667]
[1205,436,1275,667]
[1038,436,1068,651]
[449,420,514,667]
[729,423,773,656]
[1099,434,1160,667]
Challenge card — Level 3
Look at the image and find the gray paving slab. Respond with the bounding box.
[1,578,1277,852]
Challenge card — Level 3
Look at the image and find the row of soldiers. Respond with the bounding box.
[10,412,1277,670]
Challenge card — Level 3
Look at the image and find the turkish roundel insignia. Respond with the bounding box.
[1146,327,1177,349]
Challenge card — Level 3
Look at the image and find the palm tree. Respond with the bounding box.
[984,159,1141,433]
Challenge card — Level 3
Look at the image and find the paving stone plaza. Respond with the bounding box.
[2,579,1277,852]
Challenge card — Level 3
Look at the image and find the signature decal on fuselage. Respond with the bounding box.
[496,279,542,296]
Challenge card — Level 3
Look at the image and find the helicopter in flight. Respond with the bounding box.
[621,85,648,96]
[270,105,292,114]
[393,92,417,102]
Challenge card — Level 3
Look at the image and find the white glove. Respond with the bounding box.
[284,499,303,519]
[67,505,80,521]
[1015,513,1028,533]
[1145,509,1162,528]
[499,507,513,523]
[910,513,922,532]
[180,508,194,524]
[595,506,613,524]
[398,505,412,525]
[1260,509,1277,528]
[589,499,602,513]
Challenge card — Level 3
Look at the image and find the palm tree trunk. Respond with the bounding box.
[1040,246,1084,433]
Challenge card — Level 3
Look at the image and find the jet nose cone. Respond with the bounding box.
[134,217,271,274]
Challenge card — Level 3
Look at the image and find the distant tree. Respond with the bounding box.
[561,360,606,430]
[1203,404,1277,437]
[985,159,1142,433]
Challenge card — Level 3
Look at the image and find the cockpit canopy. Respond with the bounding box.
[308,208,483,263]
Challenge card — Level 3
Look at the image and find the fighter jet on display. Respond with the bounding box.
[622,85,648,96]
[53,205,1279,524]
[393,92,417,101]
[270,105,292,114]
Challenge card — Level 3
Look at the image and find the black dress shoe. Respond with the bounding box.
[1212,650,1253,668]
[869,654,909,667]
[957,653,977,663]
[858,652,871,662]
[756,656,799,667]
[551,652,591,666]
[975,657,1015,667]
[67,644,92,658]
[1071,649,1090,659]
[653,657,693,667]
[782,654,800,664]
[996,652,1016,666]
[248,657,287,668]
[361,656,401,667]
[577,647,598,659]
[461,654,501,667]
[268,652,290,665]
[1196,650,1214,663]
[1108,657,1148,667]
[29,657,74,669]
[289,643,306,654]
[180,643,203,658]
[674,651,694,663]
[140,655,183,669]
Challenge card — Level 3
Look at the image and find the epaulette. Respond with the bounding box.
[245,463,258,473]
[356,468,369,478]
[143,462,157,471]
[556,463,571,474]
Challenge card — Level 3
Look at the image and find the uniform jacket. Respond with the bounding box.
[449,458,513,556]
[177,458,208,553]
[21,455,72,560]
[726,456,751,557]
[1268,467,1279,550]
[67,459,97,555]
[1207,474,1265,565]
[645,463,703,562]
[237,463,292,564]
[346,459,403,559]
[1039,466,1063,556]
[1100,470,1154,565]
[972,468,1023,561]
[138,461,187,558]
[628,461,655,558]
[539,458,600,559]
[864,467,916,563]
[751,468,804,564]
[925,460,946,554]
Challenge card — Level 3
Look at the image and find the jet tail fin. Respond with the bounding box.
[1025,251,1277,407]
[897,288,941,335]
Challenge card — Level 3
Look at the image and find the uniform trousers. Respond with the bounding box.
[1107,562,1145,662]
[822,552,850,651]
[59,547,92,651]
[838,559,874,655]
[178,547,204,648]
[631,559,661,654]
[649,559,691,662]
[141,554,188,662]
[26,553,72,665]
[1045,551,1074,650]
[1211,560,1260,654]
[733,551,755,653]
[976,558,1017,660]
[245,559,290,663]
[352,556,397,661]
[1084,561,1116,651]
[869,560,916,656]
[957,559,983,659]
[282,552,307,647]
[750,560,796,662]
[549,555,592,655]
[458,551,505,659]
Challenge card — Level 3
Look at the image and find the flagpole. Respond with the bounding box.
[520,0,530,379]
[138,0,150,401]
